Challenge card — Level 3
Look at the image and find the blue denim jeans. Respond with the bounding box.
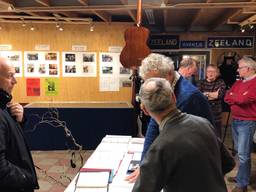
[232,119,256,187]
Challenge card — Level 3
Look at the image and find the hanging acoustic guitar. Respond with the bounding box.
[120,0,151,69]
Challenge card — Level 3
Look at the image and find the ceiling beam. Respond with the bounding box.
[240,14,256,26]
[186,0,215,31]
[77,0,88,6]
[25,12,42,16]
[0,20,91,24]
[92,10,111,22]
[208,9,240,31]
[0,0,13,5]
[119,0,136,22]
[4,2,256,13]
[0,14,92,21]
[60,12,79,18]
[35,0,50,7]
[127,10,136,22]
[242,8,256,14]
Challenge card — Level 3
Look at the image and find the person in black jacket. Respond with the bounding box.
[0,57,39,192]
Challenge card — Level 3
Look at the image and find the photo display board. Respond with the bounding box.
[99,52,131,91]
[0,51,23,77]
[62,52,97,77]
[24,51,60,77]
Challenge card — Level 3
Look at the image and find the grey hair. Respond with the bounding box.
[239,56,256,71]
[139,77,175,114]
[179,57,197,68]
[139,53,174,79]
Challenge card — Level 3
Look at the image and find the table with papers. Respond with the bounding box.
[64,135,144,192]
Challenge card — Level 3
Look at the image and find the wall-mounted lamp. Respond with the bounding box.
[30,25,35,31]
[56,22,60,28]
[7,5,14,11]
[90,24,94,32]
[21,18,26,27]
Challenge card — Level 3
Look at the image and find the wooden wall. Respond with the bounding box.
[0,23,133,103]
[0,23,254,103]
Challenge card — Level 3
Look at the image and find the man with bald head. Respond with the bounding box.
[0,57,39,192]
[132,77,227,192]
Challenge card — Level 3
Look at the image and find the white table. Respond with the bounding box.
[64,135,144,192]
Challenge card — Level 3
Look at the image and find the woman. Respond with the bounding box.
[198,64,226,138]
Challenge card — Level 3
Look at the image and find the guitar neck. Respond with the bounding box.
[136,0,142,27]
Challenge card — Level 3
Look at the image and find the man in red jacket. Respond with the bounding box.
[225,56,256,192]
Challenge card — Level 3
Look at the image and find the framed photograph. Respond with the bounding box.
[120,67,130,75]
[38,64,46,74]
[27,64,35,73]
[15,66,20,73]
[102,54,113,62]
[49,64,58,75]
[65,65,76,73]
[102,66,113,74]
[83,53,95,62]
[65,53,76,62]
[27,53,38,61]
[122,80,132,87]
[45,52,57,61]
[8,54,20,61]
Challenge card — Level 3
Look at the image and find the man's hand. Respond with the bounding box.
[125,167,140,183]
[7,102,24,122]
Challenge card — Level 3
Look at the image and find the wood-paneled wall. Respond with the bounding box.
[0,23,254,103]
[0,23,133,103]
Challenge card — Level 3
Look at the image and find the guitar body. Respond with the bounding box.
[120,26,151,69]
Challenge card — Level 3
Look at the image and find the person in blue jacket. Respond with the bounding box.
[126,53,214,182]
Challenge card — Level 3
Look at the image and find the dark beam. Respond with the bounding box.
[186,0,215,31]
[209,9,239,31]
[92,11,111,22]
[35,0,50,7]
[60,12,79,18]
[78,0,88,6]
[0,0,14,5]
[120,0,136,22]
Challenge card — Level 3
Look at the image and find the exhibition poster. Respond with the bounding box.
[45,78,59,96]
[26,78,40,96]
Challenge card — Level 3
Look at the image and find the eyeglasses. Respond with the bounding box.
[238,66,248,70]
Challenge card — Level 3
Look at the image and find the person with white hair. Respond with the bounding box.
[126,53,215,182]
[225,56,256,192]
[198,64,226,138]
[132,77,227,192]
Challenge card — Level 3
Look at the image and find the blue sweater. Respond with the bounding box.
[141,76,214,161]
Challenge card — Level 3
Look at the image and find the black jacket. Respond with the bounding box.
[0,109,39,192]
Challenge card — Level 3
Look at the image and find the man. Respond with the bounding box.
[224,56,256,192]
[0,57,39,192]
[126,53,214,182]
[198,64,226,138]
[132,77,227,192]
[178,57,198,85]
